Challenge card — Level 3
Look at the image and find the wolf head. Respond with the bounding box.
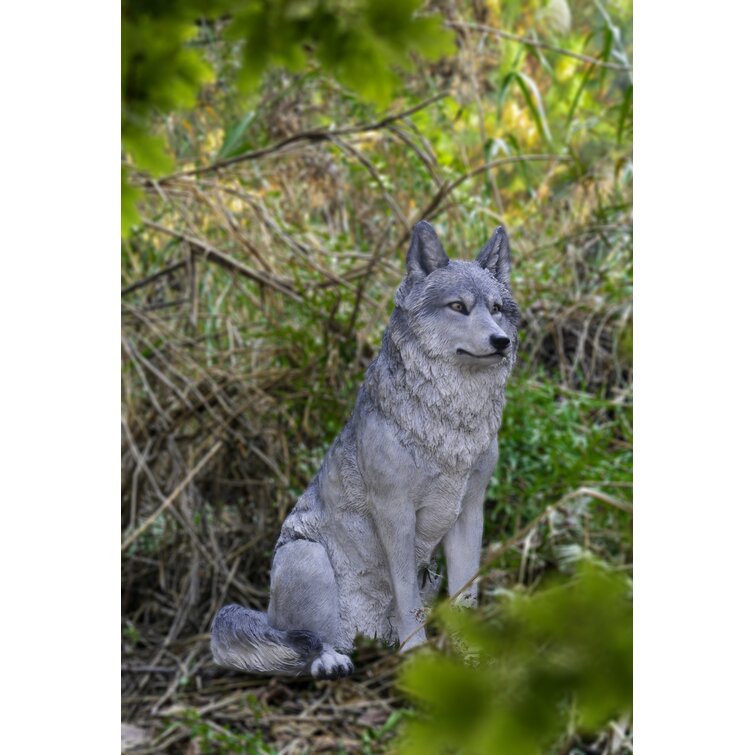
[394,221,520,369]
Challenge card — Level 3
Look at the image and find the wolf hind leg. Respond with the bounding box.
[269,540,354,679]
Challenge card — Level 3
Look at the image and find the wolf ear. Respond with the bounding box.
[476,226,511,284]
[407,221,449,277]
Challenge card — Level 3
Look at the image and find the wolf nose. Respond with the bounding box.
[490,334,510,352]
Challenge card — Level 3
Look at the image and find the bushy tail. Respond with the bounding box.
[210,604,322,676]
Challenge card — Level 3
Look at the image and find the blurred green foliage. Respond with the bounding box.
[122,0,454,233]
[399,561,632,755]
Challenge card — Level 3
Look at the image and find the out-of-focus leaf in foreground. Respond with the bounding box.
[398,561,632,755]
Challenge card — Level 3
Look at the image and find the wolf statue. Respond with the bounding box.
[211,221,520,679]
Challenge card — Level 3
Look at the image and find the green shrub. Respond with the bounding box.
[399,561,632,755]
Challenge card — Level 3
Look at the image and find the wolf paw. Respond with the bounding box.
[310,648,354,680]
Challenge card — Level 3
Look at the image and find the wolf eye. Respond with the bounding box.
[448,301,467,314]
[491,303,502,314]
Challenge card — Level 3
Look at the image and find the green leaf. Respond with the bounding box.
[617,84,633,144]
[498,70,553,147]
[121,168,143,238]
[514,71,553,146]
[122,127,174,175]
[566,62,596,132]
[217,109,257,160]
[400,654,490,723]
[406,16,457,60]
[598,24,615,90]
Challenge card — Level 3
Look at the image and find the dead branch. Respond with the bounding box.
[143,221,304,302]
[155,92,449,183]
[121,259,188,297]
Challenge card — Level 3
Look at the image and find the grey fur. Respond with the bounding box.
[211,221,520,678]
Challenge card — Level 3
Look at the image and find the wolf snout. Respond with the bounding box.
[490,334,511,352]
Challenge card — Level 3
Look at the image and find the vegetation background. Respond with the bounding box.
[121,0,632,752]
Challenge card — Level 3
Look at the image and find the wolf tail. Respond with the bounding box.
[210,604,322,676]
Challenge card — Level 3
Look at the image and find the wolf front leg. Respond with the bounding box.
[443,441,498,606]
[358,413,427,651]
[371,494,427,651]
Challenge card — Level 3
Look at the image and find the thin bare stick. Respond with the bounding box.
[143,221,304,302]
[157,92,448,182]
[418,154,571,223]
[320,154,571,298]
[121,259,188,297]
[386,125,443,187]
[570,486,633,514]
[328,135,410,232]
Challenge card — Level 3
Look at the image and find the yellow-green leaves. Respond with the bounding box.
[499,71,554,147]
[122,4,218,235]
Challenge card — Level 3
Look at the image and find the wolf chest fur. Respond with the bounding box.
[211,221,520,679]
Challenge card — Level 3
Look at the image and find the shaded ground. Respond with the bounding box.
[122,642,405,754]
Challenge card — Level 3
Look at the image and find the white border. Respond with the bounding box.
[634,1,755,750]
[0,1,119,750]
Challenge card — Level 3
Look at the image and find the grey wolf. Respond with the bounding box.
[211,221,520,679]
